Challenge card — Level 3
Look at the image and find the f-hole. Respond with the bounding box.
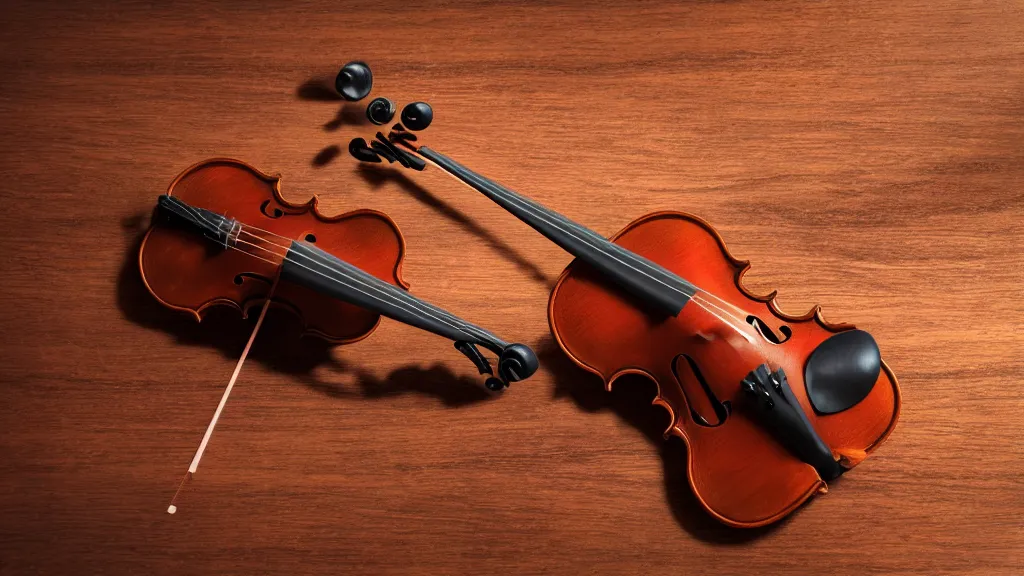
[233,272,272,286]
[747,315,792,344]
[674,354,731,427]
[260,200,284,218]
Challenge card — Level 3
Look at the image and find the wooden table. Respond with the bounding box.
[1,1,1020,574]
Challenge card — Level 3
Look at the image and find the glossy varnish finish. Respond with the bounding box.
[549,211,900,527]
[141,158,407,342]
[0,1,1020,575]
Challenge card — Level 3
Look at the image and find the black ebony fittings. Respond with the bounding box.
[348,138,380,162]
[348,135,425,171]
[366,97,396,125]
[401,102,433,131]
[335,61,373,101]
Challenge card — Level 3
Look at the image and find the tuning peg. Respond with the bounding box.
[335,61,373,101]
[366,97,396,125]
[374,132,425,170]
[388,127,417,143]
[401,102,433,131]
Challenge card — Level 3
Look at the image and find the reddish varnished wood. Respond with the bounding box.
[550,211,900,527]
[1,1,1020,574]
[141,158,408,342]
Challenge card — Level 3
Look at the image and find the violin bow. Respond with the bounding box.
[166,274,281,514]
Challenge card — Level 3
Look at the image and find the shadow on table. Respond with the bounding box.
[538,336,794,543]
[297,75,371,168]
[293,75,559,291]
[116,212,492,408]
[355,164,556,287]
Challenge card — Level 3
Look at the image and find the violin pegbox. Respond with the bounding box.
[331,60,432,169]
[348,130,425,170]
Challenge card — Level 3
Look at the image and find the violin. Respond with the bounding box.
[141,158,537,511]
[350,128,901,528]
[141,158,537,389]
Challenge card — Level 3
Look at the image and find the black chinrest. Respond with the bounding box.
[804,329,881,414]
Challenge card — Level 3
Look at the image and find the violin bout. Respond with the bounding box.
[549,211,901,528]
[139,158,408,342]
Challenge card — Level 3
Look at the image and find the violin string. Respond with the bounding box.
[223,219,507,345]
[250,232,502,345]
[446,153,759,342]
[177,200,501,347]
[233,235,496,344]
[413,149,748,320]
[474,160,751,327]
[225,228,502,348]
[691,294,757,344]
[167,274,280,515]
[412,150,758,340]
[411,147,755,323]
[690,293,759,340]
[444,160,694,297]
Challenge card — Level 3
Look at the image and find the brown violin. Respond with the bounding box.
[351,130,901,528]
[143,158,538,513]
[140,158,538,390]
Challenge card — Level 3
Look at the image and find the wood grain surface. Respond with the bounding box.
[1,1,1021,574]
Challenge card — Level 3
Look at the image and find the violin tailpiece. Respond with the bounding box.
[741,365,842,481]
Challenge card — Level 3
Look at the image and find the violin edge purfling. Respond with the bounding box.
[141,157,537,389]
[353,130,901,528]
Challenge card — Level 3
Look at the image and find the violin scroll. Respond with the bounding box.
[455,341,539,391]
[498,343,539,383]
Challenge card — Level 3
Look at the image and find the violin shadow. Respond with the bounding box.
[116,212,491,408]
[313,145,342,167]
[321,103,370,133]
[295,74,555,287]
[356,165,556,288]
[296,76,371,134]
[538,336,791,543]
[295,76,343,102]
[298,360,492,407]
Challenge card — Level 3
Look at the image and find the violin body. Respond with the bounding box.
[144,158,539,511]
[549,211,901,527]
[360,141,902,528]
[140,158,408,342]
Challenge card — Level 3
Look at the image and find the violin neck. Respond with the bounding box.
[158,194,510,357]
[279,241,509,355]
[416,146,696,316]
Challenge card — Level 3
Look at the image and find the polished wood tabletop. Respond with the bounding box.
[1,1,1021,574]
